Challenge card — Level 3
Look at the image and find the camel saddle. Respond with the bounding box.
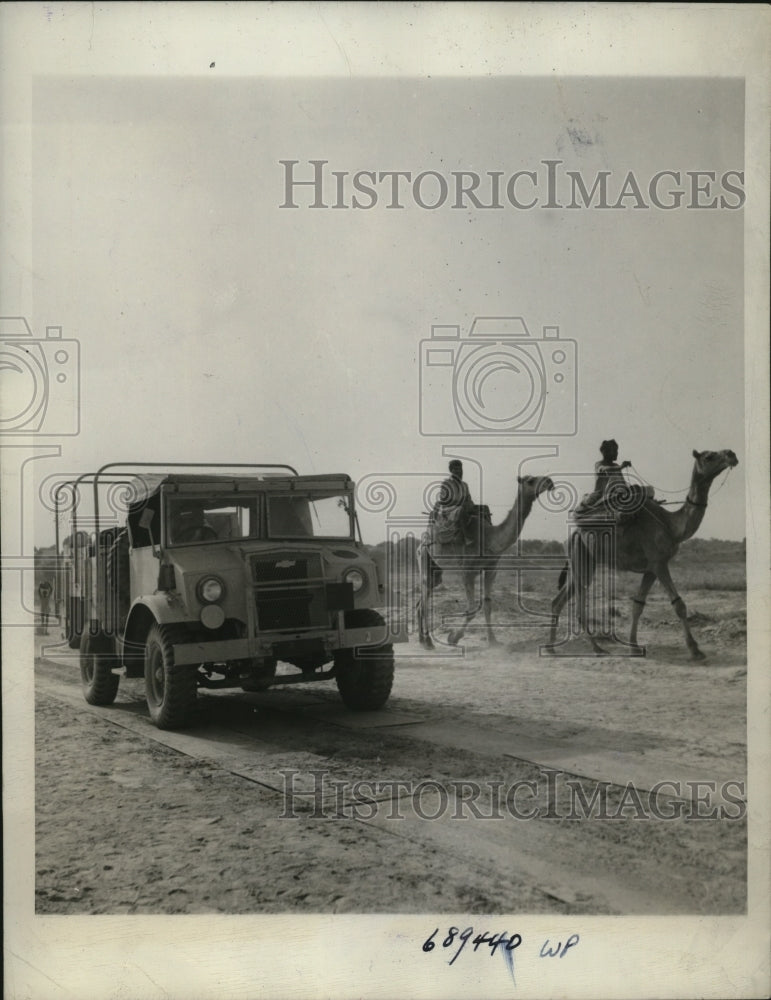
[430,503,491,546]
[573,484,655,525]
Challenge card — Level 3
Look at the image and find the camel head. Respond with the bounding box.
[691,449,739,483]
[517,474,555,499]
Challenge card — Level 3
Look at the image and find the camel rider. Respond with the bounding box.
[575,439,632,518]
[594,439,632,498]
[433,460,476,545]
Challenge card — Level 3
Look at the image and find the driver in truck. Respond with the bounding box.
[169,504,217,544]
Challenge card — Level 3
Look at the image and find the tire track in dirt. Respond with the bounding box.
[36,655,744,914]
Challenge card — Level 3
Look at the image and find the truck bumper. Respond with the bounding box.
[172,620,407,667]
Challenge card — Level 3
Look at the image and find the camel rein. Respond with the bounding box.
[630,463,734,507]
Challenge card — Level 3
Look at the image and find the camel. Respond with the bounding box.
[416,474,555,648]
[548,449,739,659]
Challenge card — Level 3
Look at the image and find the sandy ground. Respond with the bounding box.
[34,586,747,916]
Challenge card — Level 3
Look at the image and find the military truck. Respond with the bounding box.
[57,463,402,730]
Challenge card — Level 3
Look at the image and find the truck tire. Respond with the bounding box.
[80,632,120,706]
[334,610,394,710]
[144,623,198,730]
[66,597,85,649]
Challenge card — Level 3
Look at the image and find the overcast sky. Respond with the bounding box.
[23,72,745,544]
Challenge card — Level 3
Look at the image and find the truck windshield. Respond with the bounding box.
[166,496,259,545]
[268,493,353,539]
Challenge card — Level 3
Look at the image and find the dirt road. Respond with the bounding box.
[34,586,747,916]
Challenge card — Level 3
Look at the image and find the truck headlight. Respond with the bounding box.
[343,568,366,593]
[197,576,225,603]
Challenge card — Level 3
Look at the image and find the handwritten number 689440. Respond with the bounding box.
[423,927,522,966]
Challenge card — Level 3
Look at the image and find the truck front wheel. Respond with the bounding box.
[334,610,394,710]
[144,623,198,729]
[80,632,120,705]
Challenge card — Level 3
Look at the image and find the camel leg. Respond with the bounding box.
[415,589,427,648]
[417,590,436,649]
[547,571,574,651]
[578,577,609,654]
[483,569,498,644]
[447,571,482,646]
[416,547,437,650]
[629,571,657,653]
[548,575,606,654]
[572,535,607,654]
[416,588,434,649]
[548,539,597,653]
[548,569,604,652]
[654,563,705,660]
[557,537,606,655]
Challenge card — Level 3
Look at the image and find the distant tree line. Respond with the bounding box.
[364,535,744,563]
[365,536,567,561]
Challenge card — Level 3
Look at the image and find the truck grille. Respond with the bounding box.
[251,552,328,631]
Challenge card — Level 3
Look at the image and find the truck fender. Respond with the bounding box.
[121,596,186,675]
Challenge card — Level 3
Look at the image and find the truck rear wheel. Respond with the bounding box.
[334,610,394,710]
[144,623,198,730]
[66,597,85,649]
[80,632,120,705]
